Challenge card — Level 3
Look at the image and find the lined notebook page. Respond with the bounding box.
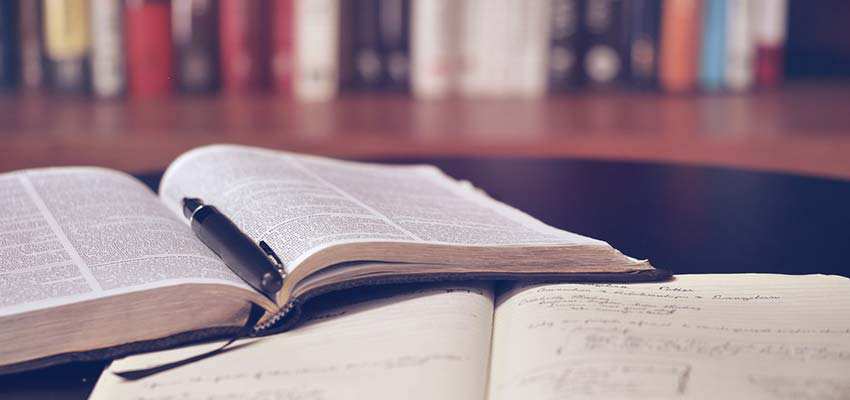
[91,285,495,400]
[488,274,850,400]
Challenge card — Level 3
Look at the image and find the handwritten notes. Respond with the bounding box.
[91,274,850,400]
[90,285,495,400]
[488,274,850,400]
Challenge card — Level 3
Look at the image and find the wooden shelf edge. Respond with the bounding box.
[2,82,850,179]
[2,132,849,181]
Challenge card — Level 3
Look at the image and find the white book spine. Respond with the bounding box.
[511,0,550,97]
[460,0,549,98]
[724,0,753,91]
[89,0,125,98]
[411,0,462,99]
[459,0,488,97]
[751,0,788,47]
[294,0,339,102]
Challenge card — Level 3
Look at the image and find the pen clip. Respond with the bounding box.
[259,240,286,279]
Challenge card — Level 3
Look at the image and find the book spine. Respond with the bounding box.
[350,0,382,89]
[512,0,550,97]
[18,0,44,90]
[698,0,725,91]
[461,0,549,98]
[271,0,294,94]
[294,0,339,101]
[548,0,583,91]
[337,0,354,90]
[377,0,409,91]
[219,0,269,93]
[172,0,219,93]
[125,0,173,98]
[626,0,661,88]
[43,0,90,93]
[724,0,752,91]
[0,0,17,89]
[658,0,701,92]
[90,0,126,98]
[752,0,786,88]
[459,0,493,97]
[410,0,462,98]
[583,0,626,88]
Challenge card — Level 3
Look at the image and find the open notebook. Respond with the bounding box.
[91,274,850,400]
[0,144,666,373]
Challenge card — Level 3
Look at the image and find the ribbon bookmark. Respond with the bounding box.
[113,303,267,380]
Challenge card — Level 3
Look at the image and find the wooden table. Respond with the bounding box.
[2,156,849,399]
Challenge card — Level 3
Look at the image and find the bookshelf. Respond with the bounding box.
[1,80,849,179]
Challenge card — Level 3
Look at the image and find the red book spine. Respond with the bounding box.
[125,0,174,98]
[755,46,783,87]
[272,0,295,94]
[219,0,270,93]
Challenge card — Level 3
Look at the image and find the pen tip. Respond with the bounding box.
[182,197,204,219]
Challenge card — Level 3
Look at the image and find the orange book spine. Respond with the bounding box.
[659,0,702,92]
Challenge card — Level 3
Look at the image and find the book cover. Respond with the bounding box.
[0,0,17,89]
[125,0,173,98]
[583,0,626,88]
[219,0,270,93]
[90,0,126,98]
[548,0,583,91]
[43,0,90,93]
[293,0,339,101]
[699,0,725,91]
[271,0,294,94]
[173,0,219,93]
[18,0,44,90]
[752,0,786,88]
[724,0,753,91]
[658,0,702,92]
[625,0,661,88]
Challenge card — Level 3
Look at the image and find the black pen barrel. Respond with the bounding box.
[190,204,283,298]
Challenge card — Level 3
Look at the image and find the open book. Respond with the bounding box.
[0,144,665,373]
[91,274,850,400]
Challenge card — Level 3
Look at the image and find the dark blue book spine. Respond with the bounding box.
[0,0,19,89]
[626,0,661,88]
[583,0,627,88]
[173,0,220,93]
[350,0,382,90]
[377,0,409,91]
[349,0,409,91]
[549,0,584,91]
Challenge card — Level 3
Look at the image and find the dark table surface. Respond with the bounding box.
[3,157,850,399]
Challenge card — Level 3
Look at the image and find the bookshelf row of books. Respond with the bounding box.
[0,0,788,101]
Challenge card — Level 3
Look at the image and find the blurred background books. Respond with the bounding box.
[0,0,849,179]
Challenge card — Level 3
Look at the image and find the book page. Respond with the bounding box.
[90,284,495,400]
[0,167,245,317]
[488,274,850,400]
[159,145,607,271]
